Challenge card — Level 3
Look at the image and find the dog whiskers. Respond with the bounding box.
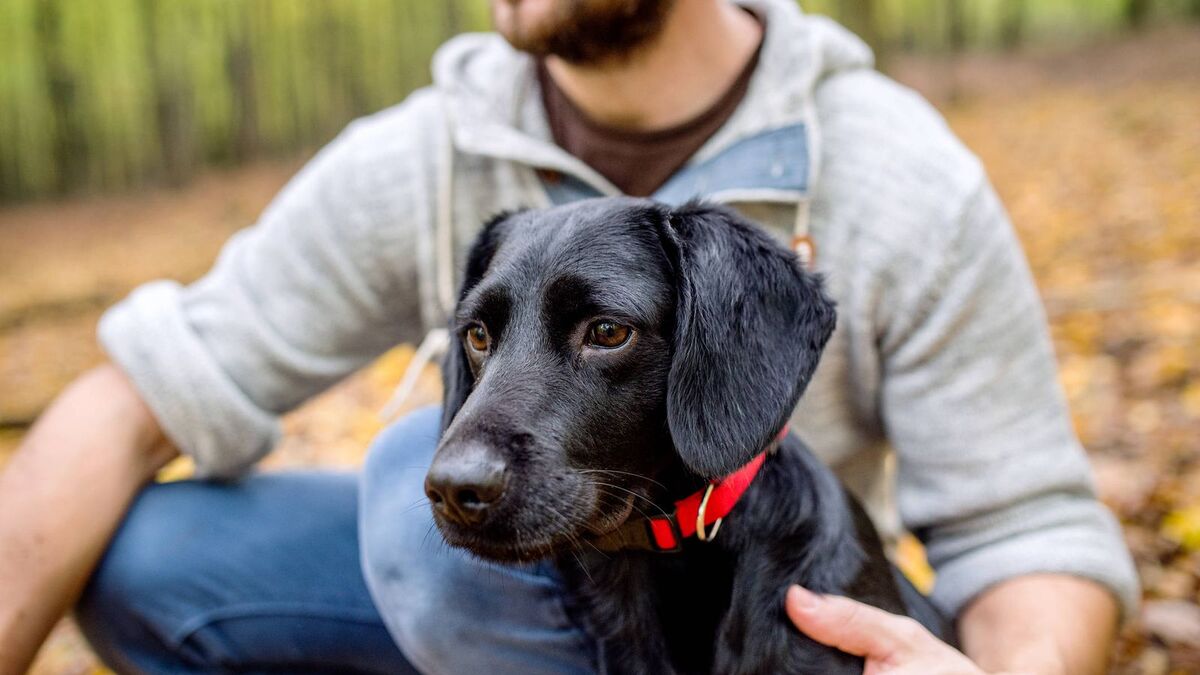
[578,468,667,490]
[569,548,595,582]
[420,522,440,552]
[580,537,610,559]
[593,489,655,523]
[401,497,431,516]
[537,504,604,574]
[585,480,667,517]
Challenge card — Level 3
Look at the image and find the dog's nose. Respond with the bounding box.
[425,444,508,526]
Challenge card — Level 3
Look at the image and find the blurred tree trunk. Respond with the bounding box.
[1000,0,1026,50]
[1126,0,1152,28]
[229,38,259,161]
[443,0,463,34]
[944,0,966,103]
[143,0,194,186]
[837,0,884,68]
[945,0,966,54]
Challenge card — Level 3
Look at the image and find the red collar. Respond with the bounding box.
[591,427,784,553]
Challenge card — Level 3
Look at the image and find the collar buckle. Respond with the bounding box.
[695,483,724,542]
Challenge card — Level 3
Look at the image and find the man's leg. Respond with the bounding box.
[360,406,599,675]
[76,471,415,674]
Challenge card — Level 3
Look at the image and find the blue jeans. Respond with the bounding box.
[77,406,597,674]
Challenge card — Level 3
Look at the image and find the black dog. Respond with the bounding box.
[425,198,951,673]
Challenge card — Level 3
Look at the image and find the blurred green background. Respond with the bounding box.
[2,0,1197,202]
[0,0,491,201]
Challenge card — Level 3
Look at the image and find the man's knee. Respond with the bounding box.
[359,406,455,665]
[359,521,461,670]
[361,496,564,671]
[359,404,443,577]
[359,406,592,673]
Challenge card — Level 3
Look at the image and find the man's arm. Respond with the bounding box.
[95,91,440,481]
[803,66,1134,669]
[0,365,176,674]
[786,574,1117,674]
[959,575,1117,675]
[0,88,443,670]
[873,176,1138,625]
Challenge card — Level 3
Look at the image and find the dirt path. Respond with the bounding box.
[2,24,1197,675]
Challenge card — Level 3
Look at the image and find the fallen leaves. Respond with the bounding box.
[1162,506,1200,553]
[1142,600,1200,649]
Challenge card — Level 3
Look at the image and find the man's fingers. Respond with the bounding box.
[786,585,928,660]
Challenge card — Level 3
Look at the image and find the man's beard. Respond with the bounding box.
[495,0,677,65]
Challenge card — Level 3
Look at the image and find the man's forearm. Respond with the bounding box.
[959,574,1119,675]
[0,365,176,674]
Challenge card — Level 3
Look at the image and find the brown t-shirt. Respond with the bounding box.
[538,40,763,197]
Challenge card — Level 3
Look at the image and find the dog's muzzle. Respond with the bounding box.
[425,441,508,526]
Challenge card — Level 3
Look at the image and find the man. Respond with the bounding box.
[0,0,1137,673]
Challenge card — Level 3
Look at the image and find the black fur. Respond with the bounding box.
[661,203,836,477]
[427,197,951,673]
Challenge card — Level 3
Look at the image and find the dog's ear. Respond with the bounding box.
[659,202,836,477]
[441,210,519,433]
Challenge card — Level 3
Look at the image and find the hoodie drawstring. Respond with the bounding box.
[380,98,458,422]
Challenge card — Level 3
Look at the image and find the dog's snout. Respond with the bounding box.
[425,444,508,526]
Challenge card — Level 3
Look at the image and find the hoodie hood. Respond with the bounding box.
[430,0,874,196]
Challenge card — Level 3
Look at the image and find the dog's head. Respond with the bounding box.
[425,198,836,561]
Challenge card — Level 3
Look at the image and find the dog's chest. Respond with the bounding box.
[564,543,737,674]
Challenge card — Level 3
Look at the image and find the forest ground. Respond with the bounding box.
[1,23,1197,675]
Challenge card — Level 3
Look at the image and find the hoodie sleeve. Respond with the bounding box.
[878,177,1140,621]
[99,93,440,478]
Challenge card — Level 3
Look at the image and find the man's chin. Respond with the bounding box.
[490,0,559,54]
[491,0,676,65]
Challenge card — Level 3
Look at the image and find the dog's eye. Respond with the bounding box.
[586,321,632,349]
[465,324,490,353]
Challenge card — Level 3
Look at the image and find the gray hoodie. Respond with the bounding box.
[99,0,1138,619]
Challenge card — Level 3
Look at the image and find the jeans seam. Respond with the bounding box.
[169,601,389,647]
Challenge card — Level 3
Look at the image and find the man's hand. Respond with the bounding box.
[785,586,1035,675]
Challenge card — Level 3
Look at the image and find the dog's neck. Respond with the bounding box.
[655,425,790,504]
[590,429,785,553]
[656,462,712,508]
